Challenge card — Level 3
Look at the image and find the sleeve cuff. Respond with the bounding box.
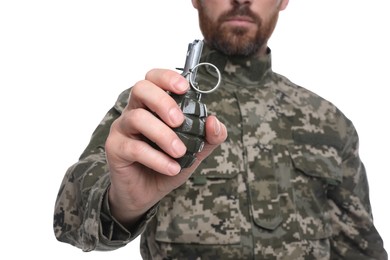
[99,187,159,248]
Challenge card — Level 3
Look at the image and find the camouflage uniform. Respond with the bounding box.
[53,46,387,259]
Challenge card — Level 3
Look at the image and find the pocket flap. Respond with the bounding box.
[289,144,342,186]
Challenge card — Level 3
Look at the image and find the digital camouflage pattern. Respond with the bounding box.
[53,45,387,259]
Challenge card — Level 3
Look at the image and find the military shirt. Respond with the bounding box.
[53,46,387,259]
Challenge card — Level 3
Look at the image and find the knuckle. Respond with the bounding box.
[145,68,181,88]
[131,80,147,97]
[145,68,157,80]
[160,69,175,81]
[120,139,147,161]
[127,108,145,122]
[117,109,138,131]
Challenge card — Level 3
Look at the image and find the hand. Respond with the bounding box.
[105,68,227,227]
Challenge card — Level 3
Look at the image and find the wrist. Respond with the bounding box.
[107,186,150,228]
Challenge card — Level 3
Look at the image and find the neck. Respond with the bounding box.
[203,39,269,60]
[253,43,270,58]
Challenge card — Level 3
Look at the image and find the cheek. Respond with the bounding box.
[198,6,219,28]
[206,9,221,24]
[201,0,229,22]
[254,1,280,17]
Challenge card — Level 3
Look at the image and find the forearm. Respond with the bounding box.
[328,123,387,259]
[328,189,387,259]
[53,90,137,250]
[53,156,113,251]
[54,151,151,251]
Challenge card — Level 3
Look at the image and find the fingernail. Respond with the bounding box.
[169,106,184,125]
[214,118,221,135]
[172,138,186,157]
[168,162,181,175]
[173,77,189,92]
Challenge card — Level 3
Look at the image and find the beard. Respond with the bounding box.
[197,4,278,57]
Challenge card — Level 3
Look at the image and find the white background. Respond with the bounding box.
[0,0,389,259]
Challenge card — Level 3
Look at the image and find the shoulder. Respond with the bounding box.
[272,72,350,122]
[270,72,356,150]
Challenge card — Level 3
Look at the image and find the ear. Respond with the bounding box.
[191,0,199,9]
[279,0,289,11]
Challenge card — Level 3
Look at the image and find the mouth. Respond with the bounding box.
[226,15,254,22]
[223,16,255,27]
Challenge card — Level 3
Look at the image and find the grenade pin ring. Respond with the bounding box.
[189,62,221,94]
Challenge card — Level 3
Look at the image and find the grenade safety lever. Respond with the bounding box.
[170,39,221,168]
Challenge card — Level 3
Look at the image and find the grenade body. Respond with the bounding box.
[170,89,207,168]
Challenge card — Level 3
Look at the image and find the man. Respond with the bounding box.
[53,0,387,259]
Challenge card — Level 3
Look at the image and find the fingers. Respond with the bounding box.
[128,83,183,128]
[118,108,186,159]
[106,131,183,176]
[107,69,190,177]
[128,69,189,128]
[107,68,227,178]
[145,69,189,94]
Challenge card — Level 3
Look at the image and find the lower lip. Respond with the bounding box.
[224,20,254,27]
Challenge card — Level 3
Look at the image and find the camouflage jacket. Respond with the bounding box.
[54,46,387,259]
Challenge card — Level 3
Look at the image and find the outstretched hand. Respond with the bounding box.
[105,68,227,228]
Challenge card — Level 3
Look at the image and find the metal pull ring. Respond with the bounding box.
[189,62,221,94]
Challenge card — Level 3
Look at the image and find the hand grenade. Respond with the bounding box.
[170,39,221,168]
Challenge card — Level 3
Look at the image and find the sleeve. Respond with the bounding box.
[328,121,388,259]
[53,89,158,251]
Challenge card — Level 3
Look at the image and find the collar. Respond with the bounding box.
[200,44,273,86]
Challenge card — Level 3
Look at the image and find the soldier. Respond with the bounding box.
[54,0,387,259]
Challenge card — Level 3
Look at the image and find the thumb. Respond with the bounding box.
[183,116,227,172]
[205,115,227,145]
